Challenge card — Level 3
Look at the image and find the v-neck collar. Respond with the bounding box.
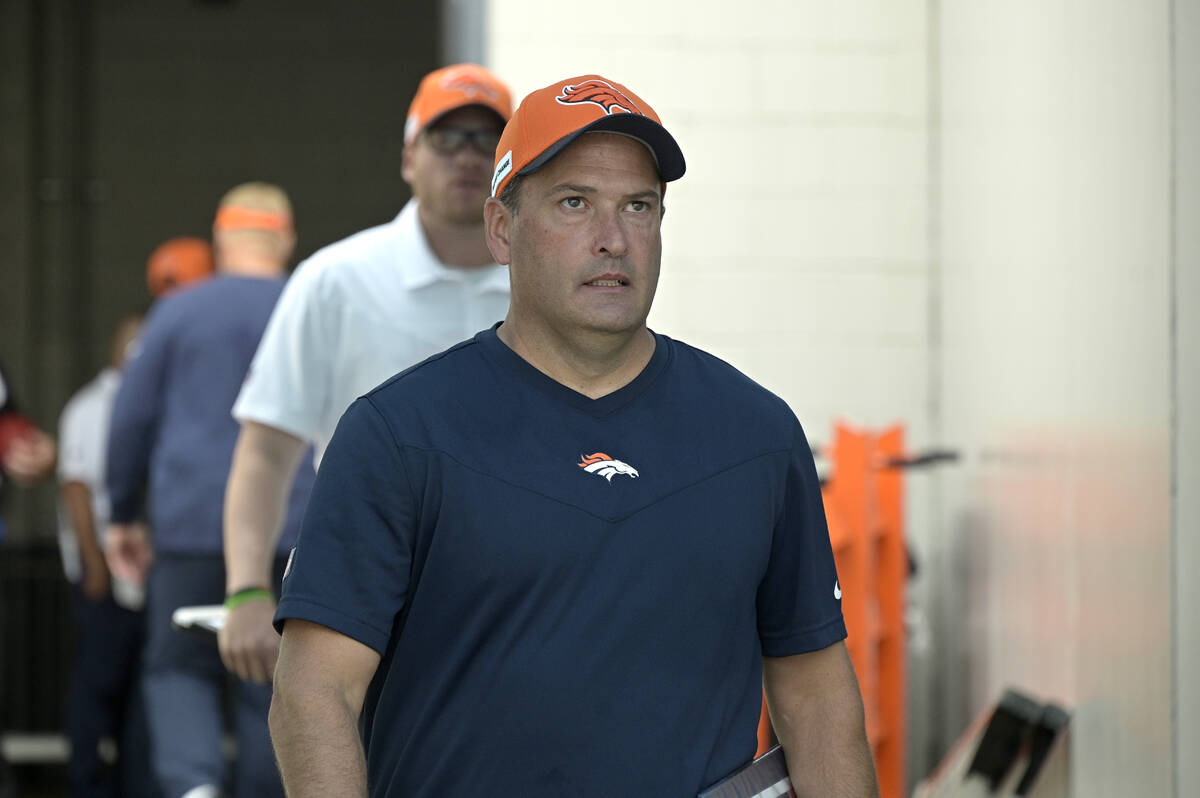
[476,324,670,418]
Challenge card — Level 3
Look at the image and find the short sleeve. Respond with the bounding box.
[232,259,336,443]
[756,417,847,657]
[57,395,96,484]
[274,397,416,654]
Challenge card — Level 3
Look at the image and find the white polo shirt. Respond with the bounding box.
[233,200,511,466]
[56,368,120,582]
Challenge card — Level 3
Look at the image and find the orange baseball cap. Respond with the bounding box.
[146,236,214,298]
[490,74,686,198]
[404,63,513,146]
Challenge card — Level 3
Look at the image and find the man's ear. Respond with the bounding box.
[483,197,513,266]
[279,229,298,262]
[401,143,415,184]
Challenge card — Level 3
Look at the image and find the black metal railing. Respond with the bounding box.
[1,541,73,733]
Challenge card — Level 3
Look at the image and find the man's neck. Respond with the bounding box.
[417,205,494,268]
[219,257,285,278]
[497,319,655,400]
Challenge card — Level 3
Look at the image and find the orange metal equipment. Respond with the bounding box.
[754,422,907,798]
[872,426,908,798]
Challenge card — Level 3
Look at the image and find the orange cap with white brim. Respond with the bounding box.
[146,236,214,298]
[404,63,513,146]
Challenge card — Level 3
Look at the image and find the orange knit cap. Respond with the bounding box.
[146,236,214,298]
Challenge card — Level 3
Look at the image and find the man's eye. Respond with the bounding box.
[562,197,584,209]
[628,200,649,212]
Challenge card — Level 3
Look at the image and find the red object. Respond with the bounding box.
[0,412,37,459]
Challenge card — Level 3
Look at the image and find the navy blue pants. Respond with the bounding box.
[67,584,156,798]
[142,554,286,798]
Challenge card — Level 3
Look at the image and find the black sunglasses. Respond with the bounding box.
[423,126,502,157]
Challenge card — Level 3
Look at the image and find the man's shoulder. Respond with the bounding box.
[77,370,117,404]
[297,214,404,279]
[665,335,793,418]
[364,336,485,410]
[150,276,283,329]
[60,384,94,426]
[60,371,114,430]
[156,274,262,306]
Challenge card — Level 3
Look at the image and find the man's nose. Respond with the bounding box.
[452,143,492,166]
[593,210,629,258]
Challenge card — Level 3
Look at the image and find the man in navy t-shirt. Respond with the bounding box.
[270,75,879,797]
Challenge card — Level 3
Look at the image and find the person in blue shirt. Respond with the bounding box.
[105,182,314,798]
[270,75,878,798]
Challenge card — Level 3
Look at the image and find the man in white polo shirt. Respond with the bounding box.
[220,63,513,684]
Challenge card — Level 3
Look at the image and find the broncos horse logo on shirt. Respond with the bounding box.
[578,452,640,482]
[556,79,641,116]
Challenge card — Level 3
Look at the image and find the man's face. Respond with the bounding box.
[403,106,504,226]
[488,132,663,340]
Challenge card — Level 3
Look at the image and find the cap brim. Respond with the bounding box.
[430,102,508,127]
[520,115,686,183]
[410,102,509,144]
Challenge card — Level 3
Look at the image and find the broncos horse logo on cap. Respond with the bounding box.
[556,79,641,116]
[440,68,502,101]
[578,452,640,482]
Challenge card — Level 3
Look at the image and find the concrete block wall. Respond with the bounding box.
[485,0,932,449]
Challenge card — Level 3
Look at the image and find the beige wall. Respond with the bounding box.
[937,1,1178,795]
[1173,0,1199,795]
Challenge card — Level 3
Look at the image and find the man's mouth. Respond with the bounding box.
[584,274,629,287]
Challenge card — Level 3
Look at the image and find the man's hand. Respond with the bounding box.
[220,596,281,685]
[60,480,111,601]
[2,429,57,486]
[80,557,112,601]
[222,421,308,680]
[104,522,154,584]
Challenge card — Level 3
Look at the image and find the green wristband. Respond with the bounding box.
[224,587,274,610]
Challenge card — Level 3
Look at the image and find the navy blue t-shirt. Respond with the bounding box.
[276,327,844,797]
[106,274,314,554]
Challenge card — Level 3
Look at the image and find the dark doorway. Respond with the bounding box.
[87,0,442,373]
[1,0,440,542]
[0,1,441,779]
